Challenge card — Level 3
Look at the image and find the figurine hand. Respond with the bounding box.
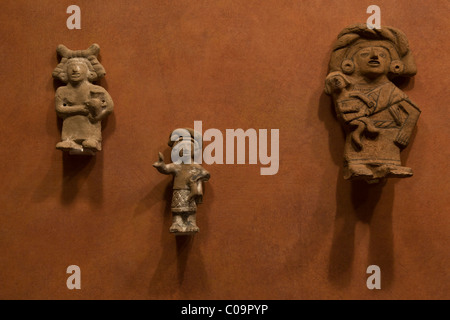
[395,132,410,147]
[80,106,90,115]
[152,152,165,168]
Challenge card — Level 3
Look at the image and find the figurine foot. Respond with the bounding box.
[56,140,83,151]
[345,163,413,183]
[169,223,199,235]
[344,163,373,180]
[169,222,184,233]
[186,223,199,233]
[82,139,102,151]
[384,165,413,178]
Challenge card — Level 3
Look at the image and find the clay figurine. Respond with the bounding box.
[153,128,210,235]
[52,44,113,155]
[325,24,420,183]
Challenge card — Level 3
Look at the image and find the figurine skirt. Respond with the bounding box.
[344,127,402,166]
[171,189,197,213]
[61,115,101,141]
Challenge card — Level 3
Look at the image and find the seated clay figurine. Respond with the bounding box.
[325,24,420,183]
[52,44,113,155]
[153,128,210,235]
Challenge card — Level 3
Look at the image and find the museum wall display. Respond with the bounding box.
[0,0,448,300]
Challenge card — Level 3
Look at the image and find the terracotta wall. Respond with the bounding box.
[0,0,448,299]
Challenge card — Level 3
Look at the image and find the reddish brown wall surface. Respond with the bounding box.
[0,0,448,299]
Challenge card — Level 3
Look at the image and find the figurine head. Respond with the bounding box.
[328,24,416,79]
[169,128,202,164]
[65,58,96,83]
[52,44,106,83]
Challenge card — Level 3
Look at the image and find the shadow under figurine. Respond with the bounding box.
[52,44,114,155]
[325,24,420,183]
[153,128,210,235]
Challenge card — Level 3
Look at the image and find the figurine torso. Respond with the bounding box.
[173,163,209,190]
[56,84,103,141]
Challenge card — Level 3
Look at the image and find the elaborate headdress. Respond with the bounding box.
[169,128,202,147]
[328,24,416,78]
[169,128,203,160]
[52,44,106,83]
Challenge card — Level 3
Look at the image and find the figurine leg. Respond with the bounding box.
[169,214,186,233]
[169,211,199,234]
[186,212,199,233]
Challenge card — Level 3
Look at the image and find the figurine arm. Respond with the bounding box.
[394,100,421,148]
[199,169,210,182]
[348,92,376,110]
[153,152,177,175]
[188,167,210,203]
[55,89,89,119]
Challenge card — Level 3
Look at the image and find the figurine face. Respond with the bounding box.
[177,141,195,160]
[354,46,391,77]
[67,61,88,83]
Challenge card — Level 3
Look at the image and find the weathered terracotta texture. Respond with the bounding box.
[154,128,210,235]
[325,24,420,183]
[53,44,113,155]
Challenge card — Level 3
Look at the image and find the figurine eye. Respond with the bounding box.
[379,53,386,58]
[360,52,369,57]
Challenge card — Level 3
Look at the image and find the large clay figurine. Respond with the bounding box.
[52,44,113,155]
[153,128,210,235]
[325,24,420,183]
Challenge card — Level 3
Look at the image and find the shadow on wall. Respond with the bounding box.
[61,152,103,207]
[318,90,396,289]
[328,177,395,288]
[136,172,211,298]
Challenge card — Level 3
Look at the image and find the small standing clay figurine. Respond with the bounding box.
[153,128,210,235]
[52,44,113,155]
[325,24,421,183]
